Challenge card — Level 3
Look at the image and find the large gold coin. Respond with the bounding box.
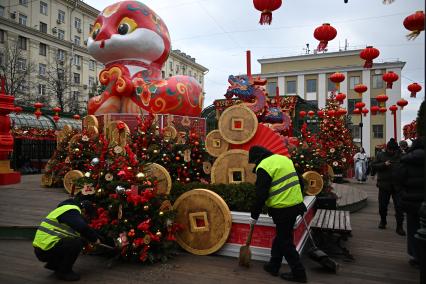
[218,105,258,144]
[302,171,324,196]
[41,174,53,187]
[211,149,256,184]
[105,121,130,147]
[173,189,232,255]
[205,130,229,157]
[63,170,84,194]
[83,115,99,129]
[144,163,172,195]
[327,164,335,182]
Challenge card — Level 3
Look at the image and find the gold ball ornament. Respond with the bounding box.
[84,172,91,178]
[143,205,149,211]
[136,172,145,180]
[159,211,164,216]
[156,231,162,237]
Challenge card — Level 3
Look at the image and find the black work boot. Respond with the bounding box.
[378,219,386,229]
[280,270,307,283]
[55,271,80,281]
[396,225,406,236]
[263,262,280,276]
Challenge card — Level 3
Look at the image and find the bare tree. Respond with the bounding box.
[44,60,72,111]
[0,39,35,103]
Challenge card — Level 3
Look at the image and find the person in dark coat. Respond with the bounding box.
[249,146,307,283]
[33,198,101,281]
[398,137,424,268]
[371,138,406,235]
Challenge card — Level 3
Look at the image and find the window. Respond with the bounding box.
[0,29,5,43]
[18,80,27,93]
[348,98,361,113]
[0,6,4,17]
[89,60,95,70]
[89,76,95,87]
[17,58,27,71]
[38,84,46,96]
[182,65,186,75]
[188,70,192,77]
[58,10,65,23]
[58,29,65,40]
[307,100,318,107]
[350,76,361,89]
[39,22,47,33]
[373,125,384,139]
[19,0,28,7]
[286,81,296,94]
[73,73,80,84]
[73,55,81,66]
[176,64,180,74]
[370,98,379,107]
[39,63,46,76]
[74,17,81,30]
[74,36,80,46]
[58,68,64,80]
[57,49,65,61]
[18,36,27,50]
[169,61,173,71]
[19,14,27,26]
[351,125,361,140]
[40,1,48,15]
[327,77,335,91]
[306,79,317,92]
[39,43,47,56]
[267,82,277,96]
[372,75,384,89]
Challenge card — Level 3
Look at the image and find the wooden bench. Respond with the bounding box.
[310,209,353,260]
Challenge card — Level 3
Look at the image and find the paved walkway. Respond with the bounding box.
[0,175,419,283]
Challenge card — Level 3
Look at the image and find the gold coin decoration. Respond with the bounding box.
[82,115,99,129]
[63,170,84,194]
[211,150,256,184]
[163,126,177,140]
[302,171,324,196]
[173,189,232,256]
[105,121,130,147]
[218,105,258,145]
[144,163,172,195]
[205,130,229,157]
[41,174,53,187]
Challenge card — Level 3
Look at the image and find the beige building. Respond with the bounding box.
[258,49,405,157]
[0,0,207,113]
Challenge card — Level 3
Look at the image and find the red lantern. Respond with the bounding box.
[314,23,337,51]
[397,99,408,110]
[73,114,81,120]
[299,110,306,118]
[371,106,380,115]
[317,110,324,118]
[355,102,365,109]
[382,71,399,89]
[389,105,398,113]
[376,94,389,107]
[337,108,347,116]
[327,110,336,117]
[14,106,23,114]
[354,84,368,96]
[361,108,369,116]
[408,82,422,98]
[379,107,387,114]
[360,46,380,68]
[335,93,346,104]
[307,110,315,118]
[353,108,361,115]
[253,0,282,25]
[403,11,425,40]
[52,107,61,123]
[34,102,44,119]
[329,73,345,91]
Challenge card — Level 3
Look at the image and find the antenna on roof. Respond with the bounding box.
[303,43,310,54]
[344,39,348,51]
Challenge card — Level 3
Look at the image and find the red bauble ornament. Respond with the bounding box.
[397,99,408,110]
[335,93,346,104]
[382,71,399,89]
[389,105,398,113]
[371,106,380,115]
[408,82,422,98]
[314,23,337,51]
[327,110,336,117]
[253,0,282,25]
[375,94,389,107]
[317,110,324,118]
[361,108,369,116]
[299,110,307,118]
[355,102,365,109]
[354,84,368,97]
[360,46,380,68]
[403,11,425,40]
[307,110,315,118]
[337,108,347,116]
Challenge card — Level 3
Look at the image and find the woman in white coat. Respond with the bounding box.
[354,147,367,183]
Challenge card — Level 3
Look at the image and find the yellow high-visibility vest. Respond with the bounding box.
[33,205,81,251]
[256,154,303,208]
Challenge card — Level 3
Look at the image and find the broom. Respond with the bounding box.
[238,223,255,267]
[302,216,340,273]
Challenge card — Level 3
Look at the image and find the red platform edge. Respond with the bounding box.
[0,172,21,185]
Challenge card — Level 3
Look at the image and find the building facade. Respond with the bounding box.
[0,0,208,114]
[258,49,405,157]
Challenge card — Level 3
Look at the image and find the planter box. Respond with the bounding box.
[217,196,316,262]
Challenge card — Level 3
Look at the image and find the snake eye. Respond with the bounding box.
[92,29,100,40]
[117,23,130,35]
[91,23,101,40]
[117,17,137,36]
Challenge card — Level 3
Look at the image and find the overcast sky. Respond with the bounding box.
[83,0,425,131]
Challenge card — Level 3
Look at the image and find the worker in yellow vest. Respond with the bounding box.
[33,198,101,281]
[249,146,307,283]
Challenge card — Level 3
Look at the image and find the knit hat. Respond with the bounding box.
[386,138,399,150]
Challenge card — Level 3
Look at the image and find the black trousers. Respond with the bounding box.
[270,214,305,273]
[378,187,404,225]
[406,212,420,261]
[34,238,84,273]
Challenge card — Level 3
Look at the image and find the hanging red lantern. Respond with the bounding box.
[317,110,324,118]
[389,105,398,113]
[52,107,61,122]
[403,11,425,40]
[361,108,369,116]
[355,102,365,109]
[253,0,282,25]
[73,114,81,120]
[354,84,368,97]
[353,108,361,115]
[314,23,337,51]
[371,106,380,115]
[379,107,387,114]
[327,109,336,117]
[14,106,23,114]
[376,94,389,107]
[299,110,306,118]
[307,110,315,118]
[360,46,380,68]
[337,108,347,116]
[382,71,399,89]
[408,82,422,98]
[397,99,408,110]
[335,93,346,104]
[34,102,44,119]
[329,73,345,91]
